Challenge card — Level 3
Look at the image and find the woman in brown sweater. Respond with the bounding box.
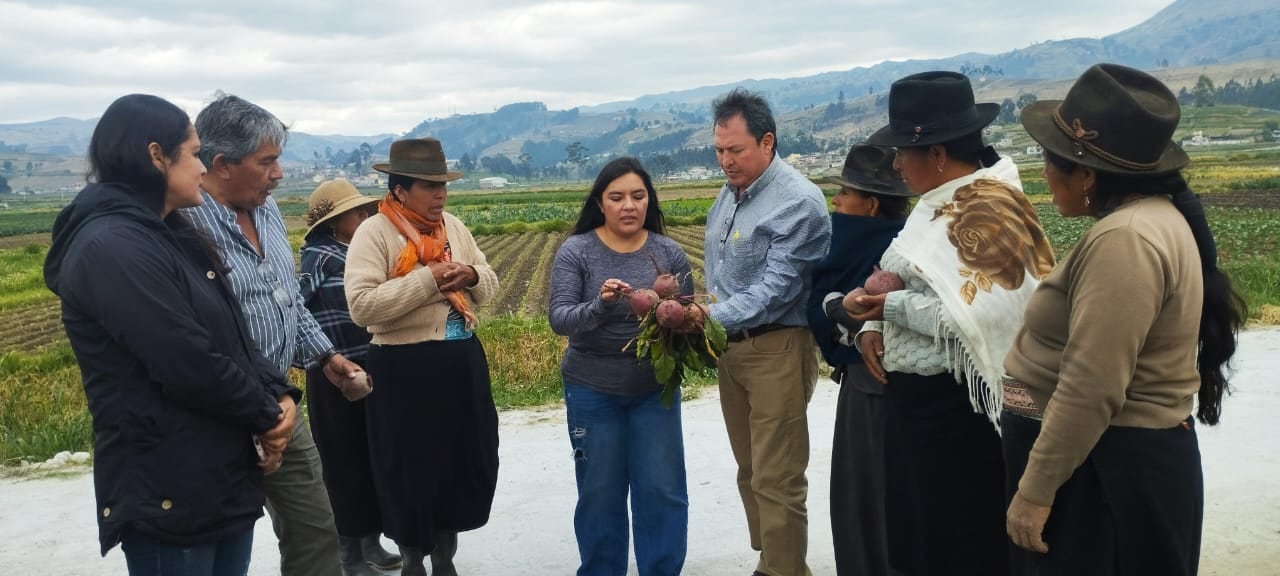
[344,138,500,576]
[1003,64,1247,575]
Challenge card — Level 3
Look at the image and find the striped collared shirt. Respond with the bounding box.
[703,154,831,333]
[183,191,332,374]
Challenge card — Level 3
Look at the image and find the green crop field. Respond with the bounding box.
[2,151,1279,465]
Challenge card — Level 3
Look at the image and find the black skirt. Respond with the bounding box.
[883,371,1009,576]
[365,336,500,551]
[830,365,899,576]
[305,363,382,537]
[1002,411,1204,576]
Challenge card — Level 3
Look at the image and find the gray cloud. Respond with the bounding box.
[0,0,1174,134]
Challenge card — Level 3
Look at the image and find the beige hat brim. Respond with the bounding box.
[305,195,382,238]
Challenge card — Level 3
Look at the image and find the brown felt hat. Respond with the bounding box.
[305,178,380,238]
[372,138,463,182]
[823,144,911,197]
[1021,63,1189,175]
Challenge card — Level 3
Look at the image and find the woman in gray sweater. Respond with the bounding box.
[549,157,693,576]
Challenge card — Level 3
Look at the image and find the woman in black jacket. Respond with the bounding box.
[806,144,910,576]
[43,94,300,576]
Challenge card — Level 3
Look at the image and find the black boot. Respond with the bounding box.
[430,531,459,576]
[338,536,380,576]
[360,535,403,570]
[398,545,428,576]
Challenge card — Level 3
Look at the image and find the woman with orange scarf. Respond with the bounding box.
[344,138,500,576]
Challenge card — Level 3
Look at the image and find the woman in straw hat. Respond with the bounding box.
[805,144,910,576]
[297,178,401,575]
[1004,63,1247,575]
[849,71,1054,575]
[344,138,500,576]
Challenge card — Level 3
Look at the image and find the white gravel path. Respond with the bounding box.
[2,329,1278,575]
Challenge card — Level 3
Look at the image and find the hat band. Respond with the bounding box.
[889,106,982,144]
[386,159,449,175]
[1051,108,1160,171]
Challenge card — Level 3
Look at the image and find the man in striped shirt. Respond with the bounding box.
[184,93,361,576]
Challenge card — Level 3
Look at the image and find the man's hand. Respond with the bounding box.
[261,395,297,453]
[322,353,359,387]
[858,331,888,384]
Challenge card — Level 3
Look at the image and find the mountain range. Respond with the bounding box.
[1,0,1276,169]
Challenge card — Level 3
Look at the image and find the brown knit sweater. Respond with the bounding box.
[1004,196,1203,505]
[344,212,499,345]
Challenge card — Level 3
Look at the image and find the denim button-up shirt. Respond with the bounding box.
[703,155,831,333]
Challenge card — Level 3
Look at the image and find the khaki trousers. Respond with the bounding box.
[717,327,819,576]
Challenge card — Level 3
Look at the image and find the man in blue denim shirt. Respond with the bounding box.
[703,88,831,576]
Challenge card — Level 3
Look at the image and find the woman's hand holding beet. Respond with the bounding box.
[599,279,632,303]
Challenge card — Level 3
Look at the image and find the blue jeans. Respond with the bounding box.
[564,381,688,576]
[121,528,254,576]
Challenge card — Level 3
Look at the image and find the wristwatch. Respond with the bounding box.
[316,348,338,368]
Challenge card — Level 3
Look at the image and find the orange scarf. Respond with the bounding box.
[378,195,476,328]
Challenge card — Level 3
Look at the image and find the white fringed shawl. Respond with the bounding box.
[888,157,1055,430]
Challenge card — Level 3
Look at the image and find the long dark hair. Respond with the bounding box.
[88,94,228,272]
[1046,150,1247,424]
[571,157,666,236]
[88,94,192,212]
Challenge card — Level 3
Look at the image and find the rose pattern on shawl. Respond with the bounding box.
[933,179,1055,304]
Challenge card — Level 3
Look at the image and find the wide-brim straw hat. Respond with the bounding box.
[371,137,463,182]
[866,71,1000,148]
[305,178,380,238]
[1021,63,1189,175]
[823,144,912,197]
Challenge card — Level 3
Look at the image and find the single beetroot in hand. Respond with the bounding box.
[652,273,681,299]
[629,288,660,317]
[655,299,686,329]
[864,269,904,295]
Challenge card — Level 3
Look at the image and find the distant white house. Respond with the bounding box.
[1026,144,1042,155]
[479,177,508,189]
[1182,131,1253,147]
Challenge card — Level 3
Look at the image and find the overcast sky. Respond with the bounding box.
[0,0,1175,135]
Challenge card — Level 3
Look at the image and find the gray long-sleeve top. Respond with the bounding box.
[548,231,693,396]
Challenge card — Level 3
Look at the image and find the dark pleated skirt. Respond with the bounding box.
[305,362,382,537]
[830,365,900,576]
[883,371,1009,576]
[1002,411,1204,576]
[366,336,500,551]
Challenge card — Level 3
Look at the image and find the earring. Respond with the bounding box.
[936,165,943,173]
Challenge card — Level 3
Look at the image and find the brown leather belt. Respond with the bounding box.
[726,323,789,343]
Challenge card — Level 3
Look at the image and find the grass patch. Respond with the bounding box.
[0,314,715,463]
[0,345,90,465]
[0,244,55,311]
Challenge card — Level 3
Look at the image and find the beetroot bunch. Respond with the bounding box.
[626,272,727,408]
